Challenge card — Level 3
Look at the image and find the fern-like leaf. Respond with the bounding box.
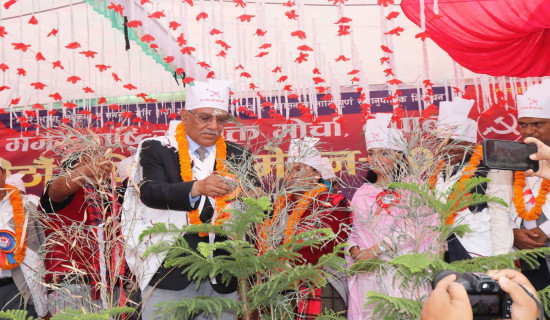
[366,291,423,320]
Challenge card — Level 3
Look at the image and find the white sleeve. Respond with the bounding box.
[487,169,515,255]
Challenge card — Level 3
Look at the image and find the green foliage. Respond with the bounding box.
[142,196,348,319]
[0,310,37,320]
[538,284,550,318]
[50,307,134,320]
[366,291,423,320]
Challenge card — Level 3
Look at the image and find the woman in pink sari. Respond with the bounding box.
[347,114,436,319]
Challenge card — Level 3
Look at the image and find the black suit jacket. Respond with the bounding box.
[139,138,254,293]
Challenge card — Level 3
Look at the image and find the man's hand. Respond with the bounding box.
[191,175,231,198]
[513,228,546,249]
[524,137,550,180]
[487,269,540,320]
[421,274,473,320]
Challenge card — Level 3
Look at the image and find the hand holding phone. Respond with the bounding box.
[524,137,550,180]
[482,139,539,171]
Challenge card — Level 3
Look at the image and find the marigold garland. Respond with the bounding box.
[428,145,483,225]
[175,122,235,236]
[513,171,550,221]
[1,184,27,270]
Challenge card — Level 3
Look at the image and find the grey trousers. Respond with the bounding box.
[142,282,238,320]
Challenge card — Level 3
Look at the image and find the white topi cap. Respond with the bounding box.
[287,137,324,173]
[318,157,337,180]
[364,113,404,151]
[185,80,231,112]
[436,97,478,144]
[517,79,550,120]
[5,173,25,193]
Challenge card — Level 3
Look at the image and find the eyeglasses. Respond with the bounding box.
[188,110,231,126]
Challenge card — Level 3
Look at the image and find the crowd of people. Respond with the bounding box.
[1,79,550,319]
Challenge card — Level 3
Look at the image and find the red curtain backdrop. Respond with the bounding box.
[401,0,550,77]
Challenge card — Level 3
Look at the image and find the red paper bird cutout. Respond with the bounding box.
[415,32,430,41]
[312,77,325,84]
[0,27,6,37]
[380,57,390,65]
[321,94,333,101]
[47,28,57,37]
[169,21,181,30]
[262,101,274,107]
[52,60,64,69]
[259,43,271,49]
[176,68,185,76]
[31,82,46,90]
[126,20,142,28]
[112,73,121,82]
[288,94,299,99]
[196,12,208,21]
[383,68,394,77]
[210,28,222,35]
[283,1,295,6]
[387,79,403,85]
[63,102,78,110]
[182,0,194,5]
[272,66,281,73]
[337,25,350,36]
[335,55,350,62]
[313,68,321,74]
[295,52,309,63]
[79,110,92,116]
[0,86,10,92]
[351,77,360,84]
[182,77,194,84]
[234,0,246,8]
[381,45,393,53]
[121,111,134,118]
[109,104,120,110]
[141,34,155,43]
[141,0,152,4]
[256,52,269,58]
[12,42,31,52]
[385,26,404,36]
[168,113,178,120]
[249,83,257,90]
[136,93,148,99]
[277,75,288,83]
[198,61,211,69]
[4,0,17,10]
[47,110,57,115]
[67,76,81,84]
[123,83,137,90]
[17,68,26,76]
[285,10,298,20]
[164,56,175,64]
[28,16,38,25]
[386,11,399,20]
[290,30,306,39]
[378,0,394,7]
[32,103,45,110]
[24,110,36,117]
[334,17,352,24]
[49,93,62,101]
[348,69,359,75]
[283,85,292,91]
[423,79,434,87]
[177,33,187,46]
[98,97,107,104]
[215,40,231,50]
[95,64,111,72]
[148,11,165,19]
[254,29,267,36]
[330,0,348,4]
[65,41,81,49]
[206,71,215,79]
[108,3,125,16]
[82,87,94,93]
[216,51,226,58]
[297,45,313,51]
[60,118,70,124]
[240,72,251,78]
[35,52,45,61]
[79,50,97,58]
[237,14,255,22]
[180,46,195,55]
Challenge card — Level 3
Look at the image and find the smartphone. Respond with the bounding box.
[482,139,539,171]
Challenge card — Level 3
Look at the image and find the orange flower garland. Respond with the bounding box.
[513,171,550,221]
[0,184,27,270]
[428,145,483,225]
[175,122,234,236]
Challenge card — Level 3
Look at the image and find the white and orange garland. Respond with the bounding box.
[513,171,550,221]
[175,122,237,237]
[0,184,27,270]
[428,145,483,225]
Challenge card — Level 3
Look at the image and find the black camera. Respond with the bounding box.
[433,271,512,320]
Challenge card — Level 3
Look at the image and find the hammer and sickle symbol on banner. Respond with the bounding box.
[482,115,520,136]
